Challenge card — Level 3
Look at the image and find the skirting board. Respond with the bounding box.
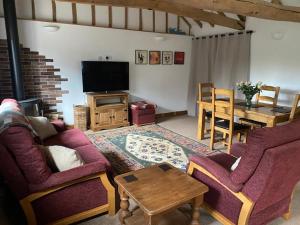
[66,110,188,129]
[155,110,188,119]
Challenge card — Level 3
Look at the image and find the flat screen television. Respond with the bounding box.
[82,61,129,92]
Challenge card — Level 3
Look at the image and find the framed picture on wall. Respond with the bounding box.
[174,51,185,65]
[149,51,161,65]
[135,50,148,65]
[162,51,173,65]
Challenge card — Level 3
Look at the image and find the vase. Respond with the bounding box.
[245,94,254,108]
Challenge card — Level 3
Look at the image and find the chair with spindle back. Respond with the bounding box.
[240,85,281,128]
[210,88,250,153]
[198,83,214,133]
[290,94,300,121]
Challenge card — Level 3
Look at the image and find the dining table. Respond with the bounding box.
[197,99,291,140]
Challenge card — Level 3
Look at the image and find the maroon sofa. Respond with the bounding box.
[188,119,300,225]
[0,119,115,225]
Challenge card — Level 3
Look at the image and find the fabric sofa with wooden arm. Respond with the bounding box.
[188,119,300,225]
[0,122,115,225]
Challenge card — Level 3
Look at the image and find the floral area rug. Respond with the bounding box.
[86,124,219,174]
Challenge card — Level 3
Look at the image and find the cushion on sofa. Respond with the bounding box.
[40,145,85,172]
[44,128,91,149]
[28,116,58,140]
[0,127,51,184]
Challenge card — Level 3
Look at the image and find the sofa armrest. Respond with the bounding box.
[29,161,107,193]
[188,155,243,192]
[51,119,66,132]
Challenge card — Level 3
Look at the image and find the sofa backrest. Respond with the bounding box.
[0,126,52,192]
[243,138,300,214]
[0,144,29,199]
[230,119,300,186]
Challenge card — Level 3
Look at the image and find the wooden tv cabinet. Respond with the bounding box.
[87,92,129,131]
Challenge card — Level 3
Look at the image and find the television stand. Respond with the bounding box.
[87,92,129,131]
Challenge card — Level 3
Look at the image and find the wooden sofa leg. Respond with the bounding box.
[283,211,291,220]
[100,173,116,216]
[282,188,295,220]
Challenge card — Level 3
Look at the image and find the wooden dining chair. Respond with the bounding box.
[240,85,281,128]
[198,83,214,133]
[256,85,281,106]
[290,94,300,121]
[199,83,214,102]
[210,88,250,153]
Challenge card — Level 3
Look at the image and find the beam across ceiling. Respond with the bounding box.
[171,0,300,23]
[56,0,245,30]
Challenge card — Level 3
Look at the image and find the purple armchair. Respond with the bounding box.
[188,119,300,225]
[0,123,115,225]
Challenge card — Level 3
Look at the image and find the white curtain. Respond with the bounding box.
[187,31,251,116]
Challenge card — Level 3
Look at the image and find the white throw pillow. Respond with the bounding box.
[40,145,85,172]
[231,157,241,171]
[28,116,58,140]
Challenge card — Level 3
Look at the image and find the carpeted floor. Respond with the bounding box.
[85,124,219,173]
[0,115,299,225]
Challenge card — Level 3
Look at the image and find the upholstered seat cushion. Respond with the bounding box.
[44,129,91,149]
[215,120,250,131]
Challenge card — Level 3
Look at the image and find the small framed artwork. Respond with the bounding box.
[162,51,173,65]
[174,51,185,65]
[149,51,161,65]
[135,50,148,65]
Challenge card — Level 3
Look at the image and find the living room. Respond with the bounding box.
[0,0,300,225]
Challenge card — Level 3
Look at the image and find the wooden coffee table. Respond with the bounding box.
[114,163,208,225]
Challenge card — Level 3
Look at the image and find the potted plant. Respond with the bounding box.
[237,81,262,108]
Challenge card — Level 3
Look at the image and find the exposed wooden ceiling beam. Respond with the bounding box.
[181,17,192,35]
[238,15,246,22]
[171,0,300,23]
[194,20,203,28]
[56,0,245,30]
[218,12,226,17]
[272,0,282,5]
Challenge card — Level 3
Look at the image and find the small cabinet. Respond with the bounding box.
[87,92,129,131]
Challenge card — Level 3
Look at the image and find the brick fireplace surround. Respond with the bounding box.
[0,39,68,118]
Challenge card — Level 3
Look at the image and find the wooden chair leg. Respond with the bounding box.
[210,128,215,150]
[237,133,242,142]
[227,133,233,154]
[222,133,227,146]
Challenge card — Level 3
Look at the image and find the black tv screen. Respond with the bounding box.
[82,61,129,92]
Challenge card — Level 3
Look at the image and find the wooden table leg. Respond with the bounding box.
[197,103,206,140]
[144,213,158,225]
[191,195,203,225]
[119,186,131,225]
[266,119,276,127]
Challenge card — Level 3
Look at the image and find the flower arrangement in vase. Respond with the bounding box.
[236,81,263,108]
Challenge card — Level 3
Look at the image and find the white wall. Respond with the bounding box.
[0,18,192,124]
[247,17,300,106]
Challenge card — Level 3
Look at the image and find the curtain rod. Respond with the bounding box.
[193,30,254,40]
